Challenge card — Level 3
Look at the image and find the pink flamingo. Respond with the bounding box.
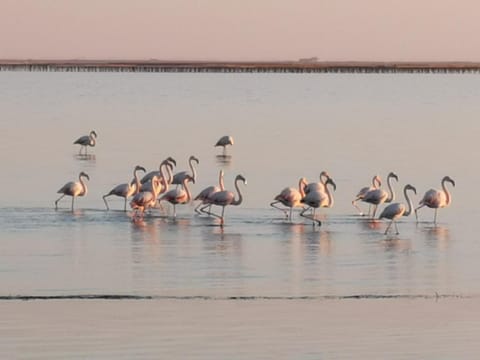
[300,177,336,226]
[362,172,398,218]
[140,157,176,185]
[159,175,195,218]
[194,169,225,214]
[73,130,97,155]
[379,184,417,234]
[55,172,90,211]
[215,135,234,156]
[172,155,199,187]
[415,176,455,223]
[202,174,247,226]
[352,175,382,216]
[130,175,165,219]
[304,171,331,194]
[103,165,146,211]
[270,177,308,220]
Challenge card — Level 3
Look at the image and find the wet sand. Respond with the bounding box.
[1,298,479,358]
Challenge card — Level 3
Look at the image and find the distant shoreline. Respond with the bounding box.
[2,59,480,73]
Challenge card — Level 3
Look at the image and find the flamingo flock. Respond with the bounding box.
[56,132,456,233]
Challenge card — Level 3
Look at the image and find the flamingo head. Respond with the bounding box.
[166,157,176,167]
[442,176,455,187]
[326,177,336,191]
[405,184,417,194]
[388,172,399,182]
[79,171,90,181]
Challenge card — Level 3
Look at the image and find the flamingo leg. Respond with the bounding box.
[55,194,65,209]
[352,200,365,216]
[300,207,321,226]
[414,204,425,222]
[123,197,127,212]
[384,220,393,234]
[394,221,399,235]
[289,207,293,221]
[194,202,204,214]
[102,195,110,210]
[71,196,75,211]
[270,201,289,218]
[202,205,225,225]
[434,209,438,224]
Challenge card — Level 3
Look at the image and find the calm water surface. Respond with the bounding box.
[2,71,480,359]
[1,71,479,297]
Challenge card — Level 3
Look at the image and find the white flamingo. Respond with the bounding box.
[415,176,455,223]
[362,172,398,218]
[379,184,416,234]
[202,174,247,226]
[270,177,308,220]
[352,175,382,216]
[55,171,90,211]
[194,170,225,214]
[73,130,97,155]
[172,155,199,187]
[215,135,234,156]
[103,165,146,211]
[140,157,176,185]
[159,175,195,218]
[130,175,164,219]
[300,177,336,226]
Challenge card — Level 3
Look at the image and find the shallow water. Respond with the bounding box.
[1,71,479,357]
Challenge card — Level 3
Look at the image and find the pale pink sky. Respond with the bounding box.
[1,0,480,61]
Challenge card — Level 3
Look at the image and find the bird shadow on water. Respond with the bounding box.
[215,155,232,168]
[73,154,96,162]
[416,223,451,250]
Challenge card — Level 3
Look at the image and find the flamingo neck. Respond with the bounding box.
[133,168,142,195]
[325,183,334,208]
[182,178,192,202]
[386,176,396,202]
[79,175,88,196]
[159,162,169,194]
[298,178,307,197]
[373,176,381,189]
[189,158,197,181]
[219,171,225,191]
[403,187,414,216]
[442,179,452,206]
[232,178,244,206]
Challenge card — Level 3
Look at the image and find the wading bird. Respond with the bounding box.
[55,171,90,211]
[215,135,234,156]
[74,130,97,155]
[379,184,416,235]
[415,176,455,223]
[194,169,225,214]
[172,155,199,187]
[103,165,146,211]
[159,175,195,218]
[140,157,176,185]
[300,177,336,226]
[362,172,398,218]
[352,175,382,216]
[130,175,164,219]
[270,177,308,220]
[201,174,246,226]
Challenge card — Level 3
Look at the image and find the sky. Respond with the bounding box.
[1,0,480,61]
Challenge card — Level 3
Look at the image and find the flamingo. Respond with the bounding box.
[140,159,174,196]
[352,175,382,216]
[215,135,234,156]
[270,177,308,220]
[415,176,455,223]
[304,171,331,194]
[202,174,247,226]
[74,130,97,155]
[194,169,225,214]
[159,175,195,218]
[300,177,336,226]
[55,171,90,211]
[362,172,398,218]
[379,184,417,234]
[130,175,165,219]
[171,155,199,187]
[140,157,176,185]
[103,165,146,211]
